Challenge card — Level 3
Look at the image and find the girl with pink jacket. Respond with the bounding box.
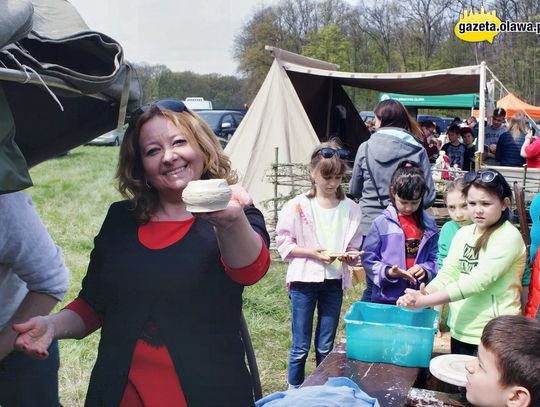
[275,139,363,389]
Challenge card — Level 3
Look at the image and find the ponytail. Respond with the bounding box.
[389,160,427,231]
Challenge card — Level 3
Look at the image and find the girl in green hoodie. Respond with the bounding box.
[398,169,525,355]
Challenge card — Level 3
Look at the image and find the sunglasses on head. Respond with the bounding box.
[128,98,187,129]
[315,147,349,159]
[463,169,498,184]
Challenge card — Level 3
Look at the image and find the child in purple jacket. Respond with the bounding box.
[361,160,439,304]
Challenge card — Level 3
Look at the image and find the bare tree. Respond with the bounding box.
[316,0,354,28]
[341,8,373,72]
[233,6,282,98]
[231,0,540,106]
[400,0,455,70]
[491,0,540,103]
[133,63,170,103]
[358,0,401,71]
[275,0,319,52]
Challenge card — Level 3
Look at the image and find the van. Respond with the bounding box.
[183,97,213,111]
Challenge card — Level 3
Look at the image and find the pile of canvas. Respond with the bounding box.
[0,0,141,193]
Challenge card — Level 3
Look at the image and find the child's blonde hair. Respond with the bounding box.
[443,178,467,203]
[307,138,350,200]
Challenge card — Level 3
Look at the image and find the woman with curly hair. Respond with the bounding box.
[13,99,271,406]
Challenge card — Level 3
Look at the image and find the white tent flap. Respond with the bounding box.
[225,60,319,211]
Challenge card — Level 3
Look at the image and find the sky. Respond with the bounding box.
[69,0,356,77]
[68,0,278,76]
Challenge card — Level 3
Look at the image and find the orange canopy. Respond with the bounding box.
[497,93,540,120]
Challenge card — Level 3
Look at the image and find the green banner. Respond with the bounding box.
[379,92,479,108]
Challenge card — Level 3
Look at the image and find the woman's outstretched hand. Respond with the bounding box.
[195,184,252,229]
[12,316,55,360]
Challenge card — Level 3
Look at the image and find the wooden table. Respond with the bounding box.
[302,342,420,407]
[302,341,472,407]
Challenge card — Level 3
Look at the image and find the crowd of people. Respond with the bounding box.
[277,99,539,406]
[1,98,539,407]
[367,106,540,172]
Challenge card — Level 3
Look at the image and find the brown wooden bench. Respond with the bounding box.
[406,388,472,406]
[302,341,471,407]
[302,341,419,406]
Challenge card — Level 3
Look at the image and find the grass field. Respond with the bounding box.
[28,146,364,406]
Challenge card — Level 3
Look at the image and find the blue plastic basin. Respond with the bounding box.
[344,301,439,368]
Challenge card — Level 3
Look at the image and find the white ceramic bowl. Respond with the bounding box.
[429,354,476,387]
[182,179,232,212]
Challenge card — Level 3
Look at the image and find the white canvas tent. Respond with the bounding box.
[226,46,493,213]
[224,54,321,215]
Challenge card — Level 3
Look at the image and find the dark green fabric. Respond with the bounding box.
[0,85,32,194]
[0,1,141,168]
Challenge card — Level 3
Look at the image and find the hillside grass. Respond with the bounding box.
[28,146,364,406]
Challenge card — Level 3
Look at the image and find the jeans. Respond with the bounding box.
[361,277,373,302]
[288,279,343,386]
[0,339,61,407]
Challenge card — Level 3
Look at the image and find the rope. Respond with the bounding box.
[1,49,64,111]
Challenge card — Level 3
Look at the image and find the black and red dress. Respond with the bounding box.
[65,201,270,406]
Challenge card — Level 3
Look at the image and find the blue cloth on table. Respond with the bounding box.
[255,377,380,407]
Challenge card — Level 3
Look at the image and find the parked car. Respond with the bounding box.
[417,115,453,135]
[86,125,127,146]
[360,110,376,122]
[196,110,245,147]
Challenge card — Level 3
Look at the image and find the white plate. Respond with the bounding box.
[328,251,362,258]
[429,354,476,387]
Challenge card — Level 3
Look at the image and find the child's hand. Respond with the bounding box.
[310,248,333,264]
[387,265,417,284]
[396,288,424,309]
[338,250,363,265]
[407,265,426,281]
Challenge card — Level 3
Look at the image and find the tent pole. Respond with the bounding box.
[274,147,279,229]
[326,79,334,140]
[477,61,487,170]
